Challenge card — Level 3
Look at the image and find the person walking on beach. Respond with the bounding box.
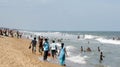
[43,38,50,61]
[29,37,37,53]
[99,52,105,63]
[50,40,57,60]
[58,43,67,66]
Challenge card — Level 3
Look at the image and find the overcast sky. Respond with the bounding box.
[0,0,120,31]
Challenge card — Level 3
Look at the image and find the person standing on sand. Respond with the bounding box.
[50,40,57,59]
[29,37,37,53]
[16,31,19,38]
[58,43,67,66]
[43,38,50,61]
[38,36,43,55]
[0,29,3,35]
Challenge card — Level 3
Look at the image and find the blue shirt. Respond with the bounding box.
[43,42,49,51]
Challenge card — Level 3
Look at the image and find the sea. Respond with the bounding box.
[20,30,120,67]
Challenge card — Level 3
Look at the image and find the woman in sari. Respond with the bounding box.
[58,43,67,66]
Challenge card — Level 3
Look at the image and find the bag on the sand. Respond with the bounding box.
[29,46,31,49]
[48,52,51,56]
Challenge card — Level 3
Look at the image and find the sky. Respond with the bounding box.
[0,0,120,31]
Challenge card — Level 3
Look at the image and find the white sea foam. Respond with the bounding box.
[66,46,88,64]
[21,30,120,45]
[96,38,120,45]
[84,34,120,45]
[66,55,87,64]
[84,35,100,39]
[21,31,120,45]
[66,46,78,56]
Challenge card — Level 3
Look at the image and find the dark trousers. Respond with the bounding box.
[32,46,36,52]
[51,50,56,58]
[43,51,48,60]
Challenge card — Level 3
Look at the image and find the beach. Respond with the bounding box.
[1,30,120,67]
[0,36,62,67]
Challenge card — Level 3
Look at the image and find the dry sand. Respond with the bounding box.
[0,36,62,67]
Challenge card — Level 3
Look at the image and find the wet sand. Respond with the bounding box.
[0,36,62,67]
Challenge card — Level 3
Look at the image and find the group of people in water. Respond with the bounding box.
[80,41,105,63]
[80,46,92,52]
[29,36,67,66]
[113,37,120,40]
[0,27,22,38]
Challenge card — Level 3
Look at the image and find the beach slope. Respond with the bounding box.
[0,37,62,67]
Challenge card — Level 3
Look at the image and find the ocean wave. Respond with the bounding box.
[84,34,120,45]
[84,35,100,39]
[21,31,120,45]
[96,38,120,45]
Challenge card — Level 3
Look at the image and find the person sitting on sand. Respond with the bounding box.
[99,52,105,63]
[29,37,37,53]
[86,47,91,52]
[58,43,67,66]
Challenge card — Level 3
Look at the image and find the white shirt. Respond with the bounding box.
[50,43,57,50]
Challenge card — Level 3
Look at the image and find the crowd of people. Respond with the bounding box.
[29,36,67,66]
[0,27,22,38]
[28,35,106,66]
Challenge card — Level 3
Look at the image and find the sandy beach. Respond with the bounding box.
[0,36,62,67]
